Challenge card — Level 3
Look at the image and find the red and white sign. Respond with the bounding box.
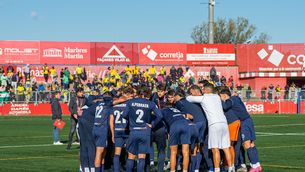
[0,103,70,116]
[139,43,186,65]
[0,41,40,64]
[237,44,305,73]
[40,42,91,64]
[93,43,138,65]
[187,44,235,65]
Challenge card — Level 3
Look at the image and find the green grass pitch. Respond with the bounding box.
[0,115,305,172]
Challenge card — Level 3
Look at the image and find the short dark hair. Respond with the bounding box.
[204,83,215,92]
[175,88,185,97]
[187,85,202,95]
[103,91,113,97]
[167,89,175,97]
[219,88,231,96]
[123,86,134,95]
[157,84,166,91]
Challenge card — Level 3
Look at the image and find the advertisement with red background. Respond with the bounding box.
[40,42,92,64]
[237,44,305,73]
[92,42,138,65]
[139,43,186,65]
[0,41,40,64]
[187,44,235,66]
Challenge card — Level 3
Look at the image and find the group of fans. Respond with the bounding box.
[58,77,262,172]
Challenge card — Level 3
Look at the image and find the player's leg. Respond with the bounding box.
[211,148,221,172]
[126,153,136,172]
[137,134,150,172]
[95,147,105,172]
[181,144,190,172]
[190,144,198,172]
[155,127,166,172]
[67,117,77,149]
[169,145,178,172]
[113,147,122,172]
[203,135,214,171]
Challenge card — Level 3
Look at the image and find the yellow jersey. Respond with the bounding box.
[149,67,156,75]
[43,66,49,74]
[125,67,131,75]
[50,68,56,75]
[76,67,83,74]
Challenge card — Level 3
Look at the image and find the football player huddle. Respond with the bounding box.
[77,82,262,172]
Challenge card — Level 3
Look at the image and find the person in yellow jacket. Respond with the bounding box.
[149,65,156,78]
[132,65,140,75]
[160,65,166,77]
[17,83,25,102]
[42,63,49,82]
[50,66,57,82]
[110,66,117,77]
[125,65,132,75]
[143,69,150,79]
[76,64,83,76]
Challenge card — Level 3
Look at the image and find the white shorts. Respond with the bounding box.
[208,123,230,149]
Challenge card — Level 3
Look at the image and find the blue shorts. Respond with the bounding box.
[241,118,256,142]
[169,120,191,146]
[189,123,199,150]
[126,131,151,155]
[93,125,108,147]
[114,137,128,148]
[195,121,206,143]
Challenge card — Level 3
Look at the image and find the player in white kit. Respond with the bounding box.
[186,84,234,172]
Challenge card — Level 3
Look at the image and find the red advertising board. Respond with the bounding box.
[0,41,40,64]
[0,103,70,116]
[139,43,186,65]
[237,44,305,72]
[93,42,138,65]
[187,44,235,66]
[40,42,91,64]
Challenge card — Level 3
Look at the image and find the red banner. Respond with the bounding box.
[187,44,235,66]
[40,42,91,64]
[139,43,186,65]
[237,44,305,72]
[0,41,40,64]
[0,103,70,116]
[92,43,138,65]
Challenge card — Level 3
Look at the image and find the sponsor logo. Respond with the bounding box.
[244,103,264,113]
[97,45,130,62]
[203,47,218,54]
[9,104,31,116]
[0,47,39,56]
[141,45,184,61]
[43,48,62,57]
[257,45,305,66]
[42,47,88,59]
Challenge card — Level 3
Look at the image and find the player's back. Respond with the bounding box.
[94,102,113,126]
[201,94,227,125]
[161,107,186,127]
[175,98,206,123]
[113,103,129,136]
[230,96,250,121]
[123,98,156,131]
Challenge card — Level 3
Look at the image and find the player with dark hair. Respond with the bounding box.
[93,92,114,172]
[220,88,262,172]
[149,84,168,172]
[109,87,134,172]
[122,87,162,172]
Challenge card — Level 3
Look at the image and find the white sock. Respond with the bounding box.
[228,166,235,172]
[241,164,246,168]
[90,167,95,172]
[215,168,220,172]
[252,162,261,168]
[84,167,89,172]
[195,170,199,172]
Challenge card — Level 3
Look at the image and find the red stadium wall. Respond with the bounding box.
[239,77,287,91]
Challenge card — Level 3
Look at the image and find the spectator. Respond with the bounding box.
[268,84,274,100]
[275,85,281,100]
[42,63,49,83]
[177,65,183,78]
[284,85,289,100]
[67,89,87,150]
[149,65,156,78]
[290,83,296,100]
[261,86,267,100]
[220,76,226,86]
[17,83,25,102]
[246,86,252,100]
[51,91,63,145]
[209,66,217,82]
[50,66,57,83]
[170,65,177,79]
[75,64,83,79]
[160,65,166,78]
[23,64,30,81]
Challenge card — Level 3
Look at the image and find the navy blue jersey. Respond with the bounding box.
[122,98,162,131]
[94,102,113,126]
[175,98,207,123]
[161,107,187,127]
[112,103,129,137]
[222,96,250,121]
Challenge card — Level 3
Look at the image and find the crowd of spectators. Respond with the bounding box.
[0,64,238,103]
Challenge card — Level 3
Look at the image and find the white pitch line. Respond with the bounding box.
[255,123,305,128]
[0,144,65,149]
[256,132,305,136]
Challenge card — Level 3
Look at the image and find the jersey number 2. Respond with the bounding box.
[114,110,126,124]
[136,109,144,123]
